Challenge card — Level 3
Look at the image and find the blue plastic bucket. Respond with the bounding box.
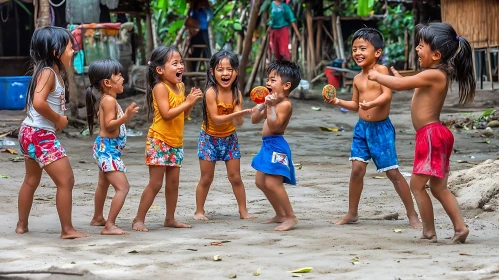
[0,76,30,110]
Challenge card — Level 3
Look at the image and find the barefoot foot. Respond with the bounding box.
[193,212,209,221]
[275,218,298,231]
[15,222,28,234]
[450,228,469,244]
[261,216,286,224]
[61,228,87,239]
[101,224,129,235]
[333,214,358,225]
[419,232,437,243]
[132,219,149,232]
[90,217,107,226]
[164,219,192,228]
[408,217,423,229]
[239,211,257,219]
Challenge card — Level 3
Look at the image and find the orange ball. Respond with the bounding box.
[322,84,336,100]
[250,86,270,104]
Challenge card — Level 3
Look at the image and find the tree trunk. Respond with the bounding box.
[239,0,262,91]
[245,32,270,94]
[36,0,50,28]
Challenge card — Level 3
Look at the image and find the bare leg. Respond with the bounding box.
[100,171,130,235]
[16,159,42,234]
[90,171,109,226]
[194,160,215,221]
[44,157,87,239]
[385,169,422,228]
[226,159,255,219]
[132,166,165,232]
[429,175,469,244]
[410,174,437,242]
[264,175,297,231]
[334,161,367,225]
[255,171,285,224]
[164,167,191,228]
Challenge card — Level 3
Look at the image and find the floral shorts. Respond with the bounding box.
[197,130,241,162]
[18,124,67,167]
[145,137,183,167]
[93,135,126,172]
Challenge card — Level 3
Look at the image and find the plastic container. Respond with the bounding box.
[0,76,30,110]
[324,67,341,88]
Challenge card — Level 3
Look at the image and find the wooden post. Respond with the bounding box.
[305,7,315,80]
[68,65,79,118]
[173,25,186,48]
[245,33,270,94]
[336,15,345,59]
[239,0,263,91]
[146,3,154,60]
[315,20,323,64]
[136,15,146,65]
[36,0,50,28]
[331,13,341,60]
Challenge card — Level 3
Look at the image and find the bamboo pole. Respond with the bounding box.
[331,13,341,59]
[245,33,270,94]
[305,7,315,80]
[315,20,323,64]
[145,3,154,60]
[336,15,345,59]
[239,0,263,91]
[36,0,50,28]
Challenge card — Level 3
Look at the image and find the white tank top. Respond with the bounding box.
[23,67,66,132]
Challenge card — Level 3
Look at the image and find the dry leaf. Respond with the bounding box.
[211,242,222,246]
[393,229,403,233]
[213,255,222,261]
[253,268,261,276]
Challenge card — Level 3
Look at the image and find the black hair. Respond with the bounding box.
[416,22,475,104]
[266,59,302,92]
[202,50,240,130]
[352,27,385,50]
[26,26,74,114]
[145,45,181,120]
[85,59,123,136]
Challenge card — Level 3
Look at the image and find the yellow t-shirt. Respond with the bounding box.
[147,82,186,147]
[202,100,237,137]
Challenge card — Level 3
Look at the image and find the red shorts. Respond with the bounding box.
[269,26,290,61]
[413,122,454,178]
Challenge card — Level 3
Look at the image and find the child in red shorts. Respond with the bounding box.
[368,22,475,244]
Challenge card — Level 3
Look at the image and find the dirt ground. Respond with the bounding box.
[0,85,498,279]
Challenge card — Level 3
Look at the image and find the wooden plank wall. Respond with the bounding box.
[441,0,499,48]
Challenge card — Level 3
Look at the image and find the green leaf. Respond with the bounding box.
[233,22,243,31]
[14,0,32,16]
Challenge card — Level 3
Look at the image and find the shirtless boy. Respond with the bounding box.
[326,28,421,228]
[251,59,301,231]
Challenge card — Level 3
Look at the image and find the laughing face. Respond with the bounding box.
[212,58,237,89]
[416,39,441,68]
[351,38,381,68]
[266,70,290,99]
[158,51,184,84]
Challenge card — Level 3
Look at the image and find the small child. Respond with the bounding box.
[132,46,203,232]
[251,60,301,231]
[368,22,475,243]
[326,28,421,228]
[85,59,139,235]
[194,50,255,220]
[17,26,86,239]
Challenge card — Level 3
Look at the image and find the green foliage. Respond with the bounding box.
[151,0,188,45]
[378,4,413,64]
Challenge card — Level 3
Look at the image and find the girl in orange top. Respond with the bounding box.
[132,46,203,232]
[194,50,255,221]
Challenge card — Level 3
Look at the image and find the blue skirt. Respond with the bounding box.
[251,135,296,185]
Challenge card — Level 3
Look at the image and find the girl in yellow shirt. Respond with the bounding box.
[194,51,255,221]
[133,46,203,231]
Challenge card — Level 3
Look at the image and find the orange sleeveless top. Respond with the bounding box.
[147,83,186,147]
[202,100,237,137]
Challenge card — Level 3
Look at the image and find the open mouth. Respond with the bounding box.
[355,57,365,63]
[220,77,231,84]
[176,71,183,79]
[267,87,273,93]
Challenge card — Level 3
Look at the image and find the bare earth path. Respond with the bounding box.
[0,88,498,279]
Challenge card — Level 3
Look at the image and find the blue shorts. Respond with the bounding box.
[349,118,399,172]
[93,135,126,172]
[197,130,241,162]
[251,135,296,185]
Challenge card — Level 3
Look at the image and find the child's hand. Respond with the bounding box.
[359,100,374,110]
[390,66,402,78]
[239,108,253,116]
[187,87,203,104]
[324,97,340,105]
[264,93,278,106]
[367,69,379,81]
[124,102,140,121]
[55,115,68,132]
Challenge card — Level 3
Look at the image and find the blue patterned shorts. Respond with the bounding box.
[197,130,241,162]
[93,135,126,172]
[350,118,399,172]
